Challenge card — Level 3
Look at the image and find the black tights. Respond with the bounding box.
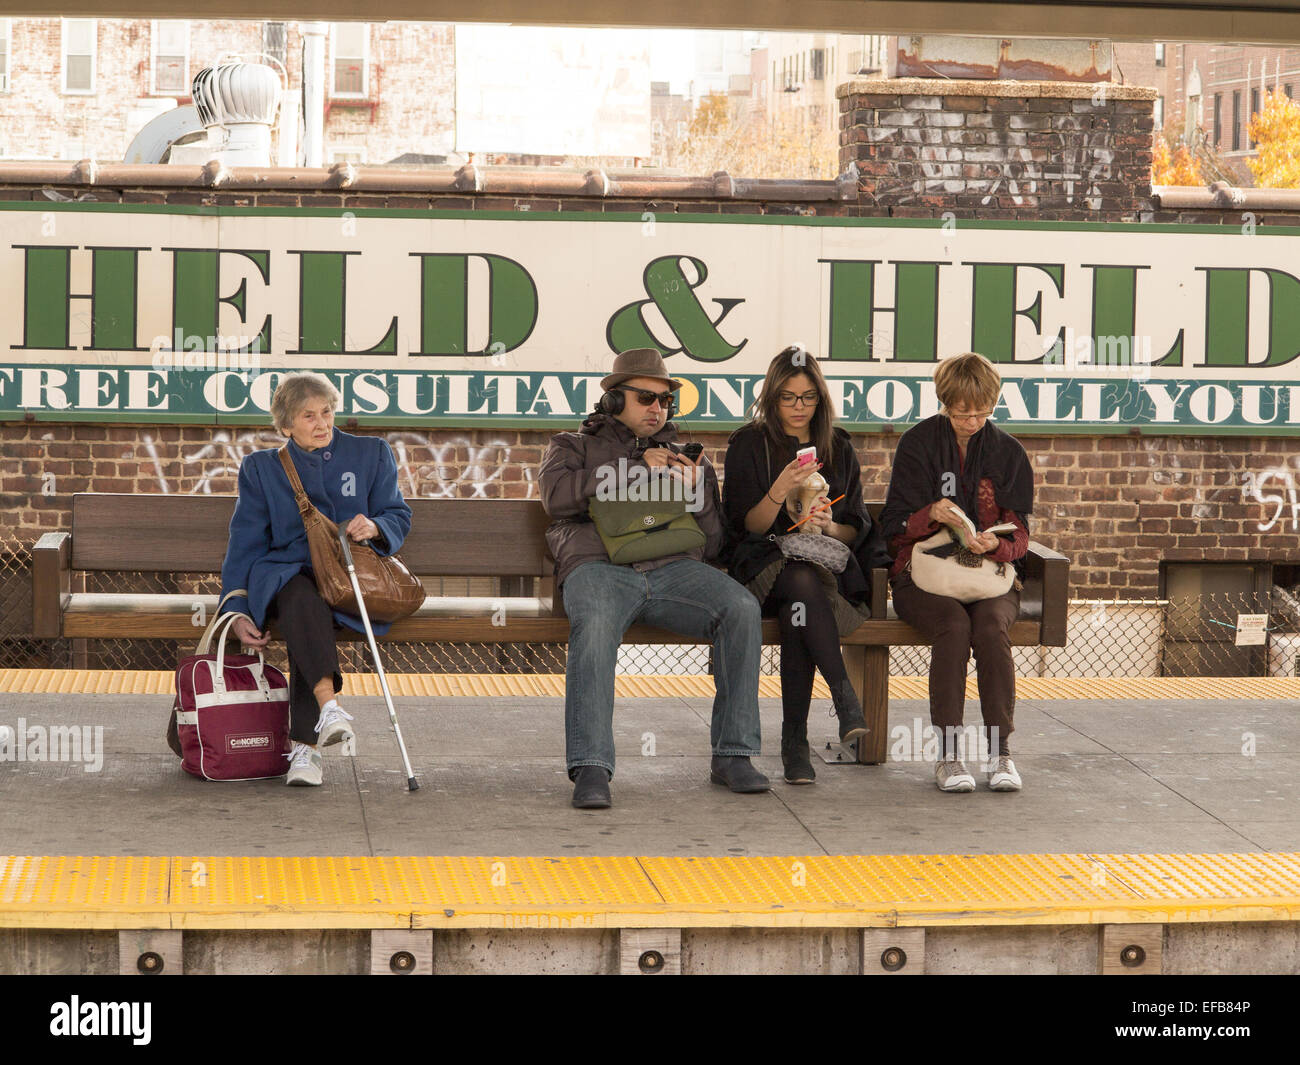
[764,563,851,725]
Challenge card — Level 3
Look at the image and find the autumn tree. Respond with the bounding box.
[664,91,839,180]
[1247,88,1300,188]
[1152,138,1204,185]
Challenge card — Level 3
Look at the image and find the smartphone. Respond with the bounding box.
[797,446,817,466]
[679,442,703,462]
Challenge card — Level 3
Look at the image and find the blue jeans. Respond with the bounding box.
[562,559,763,779]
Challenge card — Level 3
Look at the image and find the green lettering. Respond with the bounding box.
[968,262,1064,362]
[1199,267,1300,368]
[291,250,395,355]
[169,248,271,353]
[411,253,537,356]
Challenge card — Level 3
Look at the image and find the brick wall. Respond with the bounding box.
[839,78,1155,221]
[2,421,1294,599]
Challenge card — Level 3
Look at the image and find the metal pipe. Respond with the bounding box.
[299,21,329,168]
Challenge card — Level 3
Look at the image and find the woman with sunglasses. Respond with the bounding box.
[722,346,889,785]
[879,352,1032,793]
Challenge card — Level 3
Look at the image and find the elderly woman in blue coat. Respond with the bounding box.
[221,372,412,786]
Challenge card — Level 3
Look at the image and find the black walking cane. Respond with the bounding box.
[338,528,419,791]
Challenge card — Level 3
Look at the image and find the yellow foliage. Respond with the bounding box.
[665,91,839,180]
[1152,139,1203,186]
[1247,88,1300,188]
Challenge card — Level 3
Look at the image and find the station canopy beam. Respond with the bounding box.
[5,2,1300,45]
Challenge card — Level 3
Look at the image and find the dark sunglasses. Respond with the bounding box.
[618,386,675,410]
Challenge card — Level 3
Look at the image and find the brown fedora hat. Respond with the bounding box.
[600,348,682,393]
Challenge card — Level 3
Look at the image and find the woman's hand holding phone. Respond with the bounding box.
[770,456,824,502]
[231,617,271,648]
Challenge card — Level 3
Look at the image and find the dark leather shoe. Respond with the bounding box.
[781,721,816,785]
[709,755,771,793]
[571,765,611,809]
[831,680,869,743]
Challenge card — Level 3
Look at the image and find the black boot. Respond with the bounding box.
[781,721,816,784]
[709,755,771,793]
[571,765,612,809]
[831,679,869,743]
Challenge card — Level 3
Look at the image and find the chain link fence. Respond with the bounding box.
[3,536,1298,679]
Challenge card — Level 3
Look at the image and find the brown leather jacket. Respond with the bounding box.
[539,412,724,589]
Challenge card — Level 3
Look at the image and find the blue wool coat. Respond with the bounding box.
[220,428,413,636]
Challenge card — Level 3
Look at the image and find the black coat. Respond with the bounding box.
[721,423,890,603]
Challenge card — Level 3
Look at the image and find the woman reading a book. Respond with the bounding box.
[880,352,1033,793]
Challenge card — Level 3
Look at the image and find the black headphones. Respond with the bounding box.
[596,389,626,416]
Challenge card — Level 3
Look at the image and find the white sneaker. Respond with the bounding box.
[315,701,355,748]
[987,756,1023,792]
[285,743,323,786]
[936,758,975,792]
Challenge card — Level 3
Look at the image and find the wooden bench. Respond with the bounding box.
[33,493,1070,764]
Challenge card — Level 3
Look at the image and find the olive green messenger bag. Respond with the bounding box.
[587,496,706,565]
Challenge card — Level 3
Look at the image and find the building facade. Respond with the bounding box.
[0,18,456,164]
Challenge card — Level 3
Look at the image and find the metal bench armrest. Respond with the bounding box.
[1024,542,1070,646]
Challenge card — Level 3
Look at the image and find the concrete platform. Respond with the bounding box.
[1,689,1297,856]
[2,681,1299,973]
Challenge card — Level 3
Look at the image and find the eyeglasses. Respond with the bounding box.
[618,386,675,411]
[778,391,820,408]
[945,408,995,424]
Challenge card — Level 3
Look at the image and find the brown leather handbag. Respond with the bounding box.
[278,447,425,623]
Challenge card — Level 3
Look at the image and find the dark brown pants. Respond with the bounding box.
[266,574,343,746]
[891,572,1019,755]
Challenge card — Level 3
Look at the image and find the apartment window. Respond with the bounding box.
[1155,43,1166,67]
[810,48,825,81]
[1287,83,1294,99]
[1213,93,1222,146]
[1153,95,1164,129]
[331,23,369,97]
[152,20,190,95]
[328,144,366,164]
[1232,90,1241,150]
[62,18,96,94]
[0,19,10,92]
[263,22,287,68]
[1249,87,1259,148]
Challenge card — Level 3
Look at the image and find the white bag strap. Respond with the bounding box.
[197,589,250,653]
[210,611,270,695]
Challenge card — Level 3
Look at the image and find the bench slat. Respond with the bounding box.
[61,605,1041,648]
[70,494,553,577]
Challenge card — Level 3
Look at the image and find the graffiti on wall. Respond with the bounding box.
[908,114,1115,209]
[138,431,536,499]
[1242,466,1300,533]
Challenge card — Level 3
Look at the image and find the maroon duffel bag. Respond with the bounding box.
[169,596,290,781]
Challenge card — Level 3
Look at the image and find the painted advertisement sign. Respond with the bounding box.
[2,203,1299,433]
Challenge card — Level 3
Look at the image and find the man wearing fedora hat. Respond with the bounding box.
[540,348,769,808]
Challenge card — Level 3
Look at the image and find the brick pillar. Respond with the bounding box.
[838,78,1155,222]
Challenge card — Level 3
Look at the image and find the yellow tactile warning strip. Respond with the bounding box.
[5,669,1300,701]
[2,854,1299,930]
[0,856,172,928]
